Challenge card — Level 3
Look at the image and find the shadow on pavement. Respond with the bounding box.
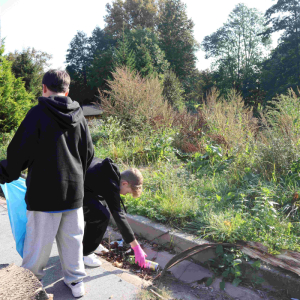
[0,264,9,270]
[84,269,124,283]
[43,255,126,299]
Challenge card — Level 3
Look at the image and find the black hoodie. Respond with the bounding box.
[84,157,135,244]
[0,96,94,211]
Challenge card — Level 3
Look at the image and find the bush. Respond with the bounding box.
[98,67,174,132]
[0,131,14,161]
[89,117,177,165]
[200,88,258,156]
[0,46,33,132]
[254,89,300,179]
[162,70,185,111]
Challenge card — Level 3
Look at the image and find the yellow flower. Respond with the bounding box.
[224,221,231,227]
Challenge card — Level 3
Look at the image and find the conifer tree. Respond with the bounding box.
[113,33,136,71]
[136,44,154,77]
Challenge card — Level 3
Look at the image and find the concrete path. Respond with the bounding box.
[0,200,145,300]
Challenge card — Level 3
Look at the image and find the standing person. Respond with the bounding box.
[0,70,94,298]
[82,157,147,268]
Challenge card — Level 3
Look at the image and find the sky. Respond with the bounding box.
[0,0,279,71]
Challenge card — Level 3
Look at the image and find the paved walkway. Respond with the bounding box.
[0,201,146,300]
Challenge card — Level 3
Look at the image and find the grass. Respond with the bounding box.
[125,162,198,226]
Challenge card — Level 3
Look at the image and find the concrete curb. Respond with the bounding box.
[120,213,300,298]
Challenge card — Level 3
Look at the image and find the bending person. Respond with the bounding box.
[83,157,147,268]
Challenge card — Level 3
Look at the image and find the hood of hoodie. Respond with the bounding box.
[101,158,120,191]
[38,96,84,128]
[101,157,127,212]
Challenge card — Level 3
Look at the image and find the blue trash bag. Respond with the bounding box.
[0,177,27,257]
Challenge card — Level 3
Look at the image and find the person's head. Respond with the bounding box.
[120,168,143,198]
[42,69,70,97]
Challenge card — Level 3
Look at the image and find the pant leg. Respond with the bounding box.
[83,198,110,256]
[55,207,86,284]
[22,211,61,280]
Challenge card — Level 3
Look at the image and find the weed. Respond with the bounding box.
[205,246,263,290]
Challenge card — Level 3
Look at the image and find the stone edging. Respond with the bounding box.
[120,213,300,298]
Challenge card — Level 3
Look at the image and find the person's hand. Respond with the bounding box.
[132,244,147,268]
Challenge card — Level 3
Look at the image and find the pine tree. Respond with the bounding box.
[138,44,154,77]
[127,28,169,76]
[113,33,136,71]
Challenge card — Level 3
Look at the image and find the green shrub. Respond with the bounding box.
[0,131,14,161]
[0,46,33,133]
[162,70,185,111]
[90,117,177,165]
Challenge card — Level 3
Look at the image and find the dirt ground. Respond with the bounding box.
[99,234,291,300]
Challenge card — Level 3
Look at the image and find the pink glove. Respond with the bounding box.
[132,244,147,268]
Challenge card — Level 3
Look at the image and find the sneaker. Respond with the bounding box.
[83,253,102,267]
[94,244,109,255]
[64,280,85,298]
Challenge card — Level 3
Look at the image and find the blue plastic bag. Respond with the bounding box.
[0,177,27,257]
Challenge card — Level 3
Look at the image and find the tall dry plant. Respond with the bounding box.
[200,88,258,154]
[261,89,300,145]
[97,67,174,131]
[255,89,300,178]
[172,108,207,153]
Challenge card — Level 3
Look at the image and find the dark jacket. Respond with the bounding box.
[84,157,135,244]
[0,96,94,211]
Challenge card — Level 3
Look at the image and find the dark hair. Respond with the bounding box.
[42,69,70,93]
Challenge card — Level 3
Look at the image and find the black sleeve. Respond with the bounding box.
[85,120,94,170]
[0,109,38,183]
[102,188,135,244]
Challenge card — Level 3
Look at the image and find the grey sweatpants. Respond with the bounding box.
[21,208,86,284]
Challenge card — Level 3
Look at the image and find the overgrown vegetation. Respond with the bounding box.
[1,64,299,254]
[90,67,300,255]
